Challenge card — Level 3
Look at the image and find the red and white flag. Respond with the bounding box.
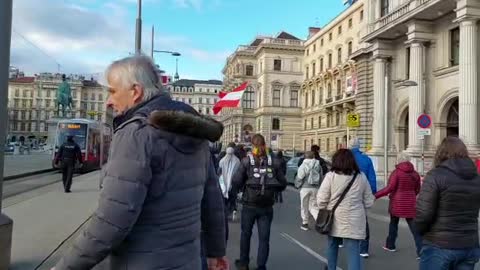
[213,82,249,115]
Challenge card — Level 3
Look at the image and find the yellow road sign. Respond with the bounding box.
[346,113,360,128]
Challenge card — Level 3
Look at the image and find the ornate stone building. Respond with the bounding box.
[300,0,369,153]
[363,0,480,177]
[219,32,304,149]
[7,73,113,144]
[167,79,222,117]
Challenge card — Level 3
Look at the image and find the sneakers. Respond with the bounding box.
[382,246,397,252]
[338,244,344,248]
[360,253,370,258]
[300,224,309,231]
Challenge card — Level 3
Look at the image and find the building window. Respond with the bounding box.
[329,32,333,41]
[321,39,324,46]
[406,47,411,79]
[313,44,316,52]
[90,103,95,110]
[450,27,460,66]
[306,67,309,79]
[304,119,307,130]
[337,79,342,95]
[272,118,280,130]
[21,123,25,131]
[243,86,255,109]
[328,83,332,98]
[320,58,324,72]
[46,100,51,108]
[338,25,342,35]
[99,93,103,100]
[381,0,389,17]
[273,59,282,71]
[46,90,51,98]
[290,86,299,107]
[328,53,333,68]
[319,87,324,103]
[312,62,316,77]
[91,93,95,100]
[360,10,364,21]
[21,111,26,120]
[318,116,322,128]
[22,100,27,107]
[311,90,315,106]
[206,98,210,104]
[199,97,203,104]
[246,65,254,76]
[14,89,19,97]
[337,47,342,64]
[206,107,210,114]
[349,18,353,28]
[188,98,192,104]
[311,118,314,129]
[336,112,340,126]
[306,49,309,56]
[348,41,353,56]
[273,88,281,106]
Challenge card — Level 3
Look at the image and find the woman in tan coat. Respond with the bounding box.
[317,149,375,270]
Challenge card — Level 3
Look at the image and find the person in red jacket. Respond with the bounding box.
[375,152,422,258]
[476,157,480,174]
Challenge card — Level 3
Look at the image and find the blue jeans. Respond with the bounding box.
[327,237,363,270]
[419,245,480,270]
[239,205,274,270]
[385,216,422,256]
[360,220,370,254]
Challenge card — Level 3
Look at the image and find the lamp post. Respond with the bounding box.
[135,0,142,54]
[152,50,181,81]
[0,1,13,268]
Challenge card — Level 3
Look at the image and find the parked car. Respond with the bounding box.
[4,144,14,153]
[286,156,302,185]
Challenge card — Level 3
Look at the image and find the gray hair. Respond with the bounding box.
[397,152,411,163]
[104,54,168,102]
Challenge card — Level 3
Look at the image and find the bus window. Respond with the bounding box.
[56,123,87,150]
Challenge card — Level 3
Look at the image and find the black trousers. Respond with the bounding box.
[61,159,75,192]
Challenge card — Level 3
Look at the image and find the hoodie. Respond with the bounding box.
[295,158,322,189]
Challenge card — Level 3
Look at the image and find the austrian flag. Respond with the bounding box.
[213,82,249,115]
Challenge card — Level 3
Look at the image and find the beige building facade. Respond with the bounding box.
[7,73,113,144]
[220,32,304,149]
[300,0,369,154]
[167,79,222,117]
[363,0,480,177]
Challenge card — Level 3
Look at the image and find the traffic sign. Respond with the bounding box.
[346,113,360,127]
[418,128,431,139]
[417,114,432,129]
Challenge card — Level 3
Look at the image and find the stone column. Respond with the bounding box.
[459,19,479,149]
[407,42,424,152]
[371,57,386,152]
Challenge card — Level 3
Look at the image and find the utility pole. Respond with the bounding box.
[151,25,154,59]
[0,1,14,268]
[135,0,142,54]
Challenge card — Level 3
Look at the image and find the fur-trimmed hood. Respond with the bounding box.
[113,94,224,145]
[148,110,223,142]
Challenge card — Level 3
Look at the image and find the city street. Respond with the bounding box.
[3,152,52,178]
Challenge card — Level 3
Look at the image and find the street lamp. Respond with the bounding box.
[152,50,181,81]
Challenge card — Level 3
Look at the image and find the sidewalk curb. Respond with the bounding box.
[4,168,57,181]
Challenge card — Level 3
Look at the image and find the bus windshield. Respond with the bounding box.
[56,123,87,150]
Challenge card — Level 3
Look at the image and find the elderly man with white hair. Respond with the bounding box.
[53,55,228,270]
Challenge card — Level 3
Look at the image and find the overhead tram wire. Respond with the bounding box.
[12,28,62,72]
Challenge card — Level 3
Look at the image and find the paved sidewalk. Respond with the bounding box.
[3,171,101,270]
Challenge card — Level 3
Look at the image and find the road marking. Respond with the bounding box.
[280,232,343,270]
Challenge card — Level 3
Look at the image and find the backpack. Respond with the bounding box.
[306,160,323,186]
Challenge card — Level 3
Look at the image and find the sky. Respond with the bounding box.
[10,0,348,81]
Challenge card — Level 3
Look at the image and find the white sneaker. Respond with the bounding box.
[338,244,344,248]
[232,211,237,221]
[360,253,369,258]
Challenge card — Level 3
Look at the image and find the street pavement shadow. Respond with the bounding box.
[71,188,99,193]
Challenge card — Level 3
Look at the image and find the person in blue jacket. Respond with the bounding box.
[349,138,376,258]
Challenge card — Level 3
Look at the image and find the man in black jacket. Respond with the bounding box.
[55,135,82,193]
[232,134,287,270]
[416,137,480,268]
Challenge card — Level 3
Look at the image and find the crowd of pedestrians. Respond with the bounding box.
[51,55,480,270]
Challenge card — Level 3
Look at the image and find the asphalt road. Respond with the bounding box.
[225,186,480,270]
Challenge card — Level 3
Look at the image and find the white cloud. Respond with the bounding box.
[172,0,202,10]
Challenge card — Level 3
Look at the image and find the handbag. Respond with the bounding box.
[315,172,358,235]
